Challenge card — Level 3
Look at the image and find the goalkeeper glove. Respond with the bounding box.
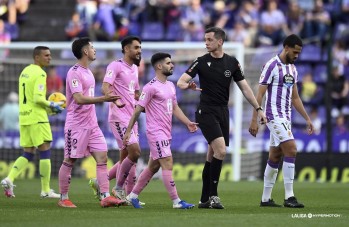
[49,101,64,114]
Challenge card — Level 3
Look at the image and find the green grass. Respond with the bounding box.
[0,179,348,227]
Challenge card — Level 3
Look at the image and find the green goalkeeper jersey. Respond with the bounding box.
[18,64,49,125]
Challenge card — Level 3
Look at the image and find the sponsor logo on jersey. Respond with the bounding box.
[283,73,295,87]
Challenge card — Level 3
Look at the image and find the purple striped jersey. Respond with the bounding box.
[259,55,298,121]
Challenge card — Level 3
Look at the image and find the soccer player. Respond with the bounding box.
[89,36,143,205]
[57,37,124,208]
[103,36,142,200]
[177,27,267,209]
[249,34,314,208]
[1,46,63,199]
[123,52,197,209]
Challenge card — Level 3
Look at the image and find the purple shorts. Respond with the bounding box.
[109,121,139,150]
[64,126,107,158]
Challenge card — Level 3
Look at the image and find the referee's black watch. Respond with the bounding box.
[256,107,263,112]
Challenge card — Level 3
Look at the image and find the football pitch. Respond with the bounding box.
[0,179,347,227]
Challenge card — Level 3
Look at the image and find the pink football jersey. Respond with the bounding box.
[65,64,99,129]
[137,77,177,141]
[103,59,140,123]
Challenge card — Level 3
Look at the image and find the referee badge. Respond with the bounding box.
[224,70,231,77]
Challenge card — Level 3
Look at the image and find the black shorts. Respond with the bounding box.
[195,105,230,146]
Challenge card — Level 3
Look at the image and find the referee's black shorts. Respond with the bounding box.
[195,104,230,146]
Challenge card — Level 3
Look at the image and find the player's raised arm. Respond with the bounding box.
[72,90,119,105]
[177,73,202,91]
[102,81,124,107]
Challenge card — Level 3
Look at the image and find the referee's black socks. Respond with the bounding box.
[210,157,223,197]
[200,161,211,203]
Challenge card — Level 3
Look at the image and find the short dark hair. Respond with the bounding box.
[151,52,171,67]
[283,34,303,48]
[205,27,226,41]
[33,46,49,59]
[121,36,141,54]
[72,37,91,59]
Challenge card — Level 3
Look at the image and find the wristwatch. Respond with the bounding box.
[256,107,263,112]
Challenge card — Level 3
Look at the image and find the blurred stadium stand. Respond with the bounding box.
[18,0,74,41]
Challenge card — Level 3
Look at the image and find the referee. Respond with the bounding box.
[177,27,266,209]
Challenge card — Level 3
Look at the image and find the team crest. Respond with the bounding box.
[72,79,79,88]
[207,62,211,67]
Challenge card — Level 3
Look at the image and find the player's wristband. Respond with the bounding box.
[256,107,263,112]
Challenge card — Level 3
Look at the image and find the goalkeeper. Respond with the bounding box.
[1,46,63,199]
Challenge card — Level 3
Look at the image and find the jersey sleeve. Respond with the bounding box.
[294,65,299,83]
[137,84,153,108]
[185,57,200,78]
[232,58,245,82]
[259,63,275,85]
[135,77,140,91]
[33,71,47,97]
[103,62,118,85]
[67,70,83,94]
[171,82,178,106]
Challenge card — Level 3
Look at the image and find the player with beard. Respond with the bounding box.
[123,52,197,209]
[249,34,314,208]
[58,37,122,208]
[89,36,144,205]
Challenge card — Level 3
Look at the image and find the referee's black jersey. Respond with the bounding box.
[185,53,245,106]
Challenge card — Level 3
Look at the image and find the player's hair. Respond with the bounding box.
[150,52,171,67]
[72,37,91,59]
[283,34,303,48]
[33,46,50,59]
[121,36,141,54]
[205,27,226,42]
